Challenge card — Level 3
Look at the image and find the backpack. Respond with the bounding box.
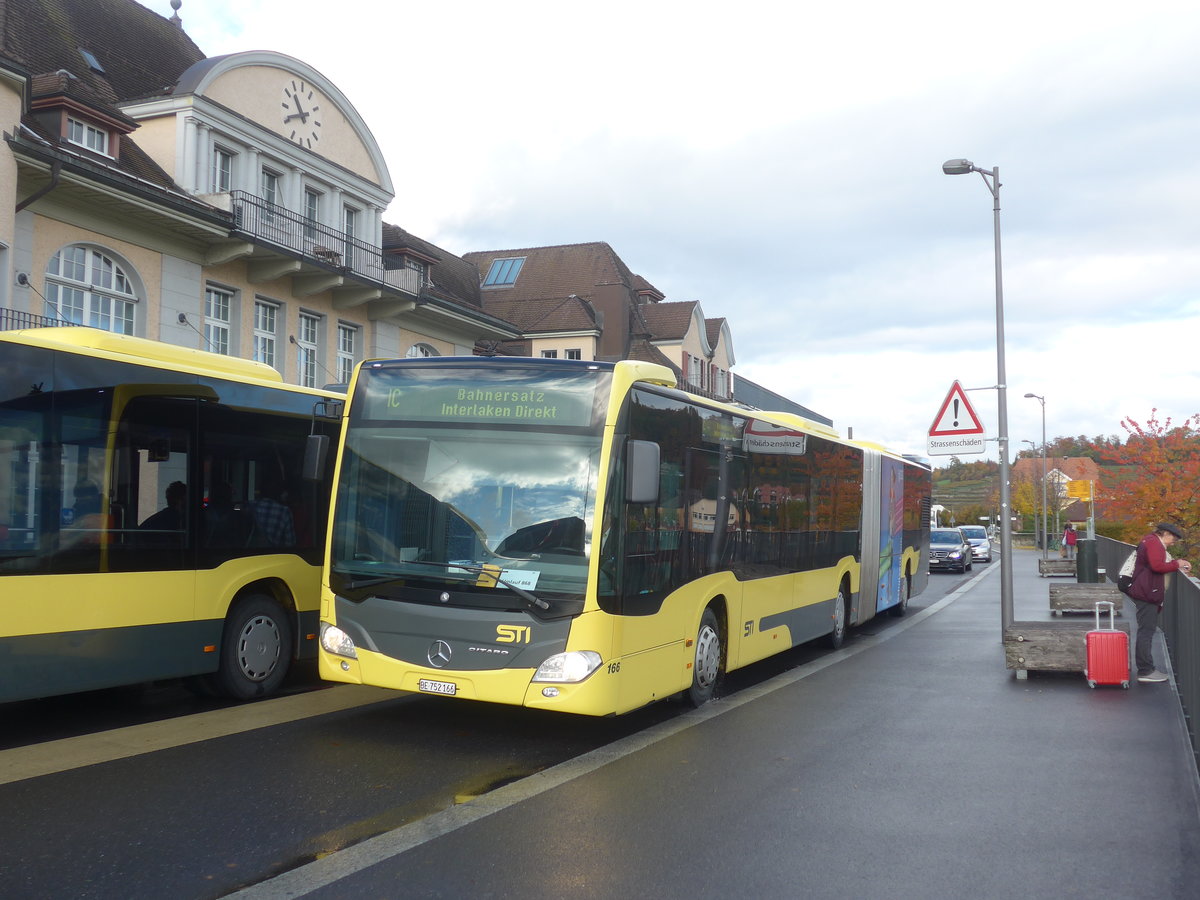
[1117,550,1137,594]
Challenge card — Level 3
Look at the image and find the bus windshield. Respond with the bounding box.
[330,363,610,607]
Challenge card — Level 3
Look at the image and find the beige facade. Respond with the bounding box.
[2,41,513,385]
[527,335,596,361]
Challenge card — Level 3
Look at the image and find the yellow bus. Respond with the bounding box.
[318,357,930,716]
[0,327,340,703]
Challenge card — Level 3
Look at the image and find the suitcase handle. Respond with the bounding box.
[1094,599,1116,631]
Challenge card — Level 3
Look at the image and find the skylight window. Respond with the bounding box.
[482,257,525,287]
[78,48,104,73]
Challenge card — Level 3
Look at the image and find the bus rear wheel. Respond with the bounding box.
[889,573,910,617]
[212,593,293,700]
[827,583,849,649]
[687,607,723,707]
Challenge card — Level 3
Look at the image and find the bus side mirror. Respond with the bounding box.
[302,434,329,482]
[626,440,660,504]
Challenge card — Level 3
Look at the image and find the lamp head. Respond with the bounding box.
[942,158,975,175]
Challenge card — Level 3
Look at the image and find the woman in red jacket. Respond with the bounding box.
[1128,523,1192,683]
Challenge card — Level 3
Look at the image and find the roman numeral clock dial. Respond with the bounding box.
[281,80,321,148]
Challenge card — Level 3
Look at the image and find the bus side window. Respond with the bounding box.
[109,397,194,571]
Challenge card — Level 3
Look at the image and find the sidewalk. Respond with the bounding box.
[242,547,1200,899]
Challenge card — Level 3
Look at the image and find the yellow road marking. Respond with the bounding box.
[0,685,398,786]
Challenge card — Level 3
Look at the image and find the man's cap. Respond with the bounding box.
[1157,522,1184,538]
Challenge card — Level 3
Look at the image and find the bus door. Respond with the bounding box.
[104,391,199,627]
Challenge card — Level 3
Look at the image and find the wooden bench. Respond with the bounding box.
[1049,583,1124,616]
[1004,618,1131,679]
[1038,558,1076,577]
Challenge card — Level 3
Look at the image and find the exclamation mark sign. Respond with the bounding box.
[953,398,960,427]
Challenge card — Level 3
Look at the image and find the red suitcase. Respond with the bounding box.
[1085,600,1129,689]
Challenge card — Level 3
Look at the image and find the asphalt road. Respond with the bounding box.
[0,570,971,899]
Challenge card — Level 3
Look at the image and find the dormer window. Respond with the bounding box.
[67,116,109,155]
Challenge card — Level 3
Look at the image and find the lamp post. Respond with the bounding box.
[943,158,1013,631]
[1024,392,1048,559]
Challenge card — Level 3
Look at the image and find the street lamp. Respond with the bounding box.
[1024,392,1048,560]
[943,158,1014,632]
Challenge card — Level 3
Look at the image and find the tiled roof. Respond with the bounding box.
[463,242,638,301]
[639,300,697,342]
[29,70,136,127]
[625,337,680,374]
[1,0,203,194]
[382,223,480,309]
[482,295,598,333]
[706,317,726,347]
[1,0,203,103]
[632,273,664,299]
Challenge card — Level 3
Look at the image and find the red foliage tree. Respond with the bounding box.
[1100,409,1200,552]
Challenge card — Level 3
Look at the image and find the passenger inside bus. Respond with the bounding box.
[140,480,187,532]
[252,474,296,547]
[204,481,254,548]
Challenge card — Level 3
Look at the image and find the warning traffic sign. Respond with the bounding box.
[927,380,986,456]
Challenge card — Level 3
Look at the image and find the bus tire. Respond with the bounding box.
[827,582,849,649]
[213,593,293,700]
[687,607,723,707]
[889,572,910,617]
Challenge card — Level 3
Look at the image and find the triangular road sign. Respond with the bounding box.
[929,381,985,436]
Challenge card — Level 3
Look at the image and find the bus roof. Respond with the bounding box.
[2,327,335,394]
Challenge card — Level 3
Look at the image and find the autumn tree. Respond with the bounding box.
[1010,471,1041,531]
[1101,409,1200,554]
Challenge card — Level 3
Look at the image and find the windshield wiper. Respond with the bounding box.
[341,574,409,592]
[406,559,549,610]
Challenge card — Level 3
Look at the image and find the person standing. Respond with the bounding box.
[1063,523,1078,559]
[1128,523,1192,684]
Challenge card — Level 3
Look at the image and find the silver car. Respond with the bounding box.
[959,525,992,563]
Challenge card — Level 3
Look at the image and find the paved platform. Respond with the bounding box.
[241,548,1200,899]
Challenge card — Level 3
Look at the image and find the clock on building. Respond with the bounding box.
[281,79,322,148]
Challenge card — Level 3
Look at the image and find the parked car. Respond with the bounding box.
[930,527,973,573]
[959,525,993,563]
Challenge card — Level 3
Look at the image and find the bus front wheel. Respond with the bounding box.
[687,607,723,707]
[213,593,293,700]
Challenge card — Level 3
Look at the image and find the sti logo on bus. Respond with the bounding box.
[496,625,531,644]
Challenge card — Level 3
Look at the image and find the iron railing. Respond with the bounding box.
[1098,535,1200,773]
[682,375,733,403]
[229,191,424,297]
[0,308,75,330]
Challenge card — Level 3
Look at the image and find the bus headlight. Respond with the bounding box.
[533,651,602,683]
[320,622,358,659]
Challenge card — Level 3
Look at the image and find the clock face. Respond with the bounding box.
[281,79,321,148]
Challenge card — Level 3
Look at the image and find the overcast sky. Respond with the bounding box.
[140,0,1200,465]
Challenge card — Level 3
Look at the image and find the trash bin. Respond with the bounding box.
[1076,539,1100,583]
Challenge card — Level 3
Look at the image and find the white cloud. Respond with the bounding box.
[140,0,1200,465]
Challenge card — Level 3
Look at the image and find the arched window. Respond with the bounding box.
[406,343,438,358]
[45,245,139,334]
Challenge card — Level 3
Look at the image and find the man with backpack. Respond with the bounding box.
[1126,523,1192,684]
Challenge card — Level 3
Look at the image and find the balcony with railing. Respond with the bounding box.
[229,191,425,297]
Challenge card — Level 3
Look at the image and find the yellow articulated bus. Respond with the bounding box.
[0,327,340,703]
[318,357,930,716]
